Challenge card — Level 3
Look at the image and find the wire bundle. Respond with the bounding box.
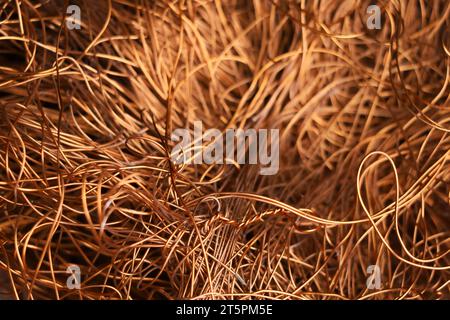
[0,0,449,299]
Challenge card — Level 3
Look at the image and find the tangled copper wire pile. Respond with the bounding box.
[0,0,449,300]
